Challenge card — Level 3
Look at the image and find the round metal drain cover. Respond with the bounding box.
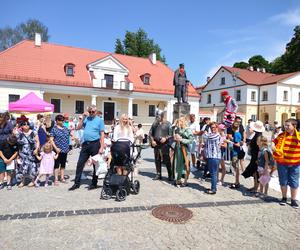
[152,205,193,223]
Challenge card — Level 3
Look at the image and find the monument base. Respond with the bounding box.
[173,102,190,122]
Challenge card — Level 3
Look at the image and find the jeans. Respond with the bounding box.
[207,158,220,192]
[74,140,100,185]
[277,164,300,189]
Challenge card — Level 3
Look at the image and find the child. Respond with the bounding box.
[0,135,18,190]
[257,136,272,197]
[218,123,227,185]
[35,142,58,187]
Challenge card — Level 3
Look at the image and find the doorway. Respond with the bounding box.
[104,102,115,124]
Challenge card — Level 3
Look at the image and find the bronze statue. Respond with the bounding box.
[173,63,189,103]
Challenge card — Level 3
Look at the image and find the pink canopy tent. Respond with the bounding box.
[9,92,54,113]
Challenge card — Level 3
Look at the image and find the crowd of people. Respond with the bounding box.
[0,98,299,209]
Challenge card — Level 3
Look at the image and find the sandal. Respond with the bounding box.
[229,183,240,189]
[60,179,66,183]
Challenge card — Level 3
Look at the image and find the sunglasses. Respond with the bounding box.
[89,110,96,114]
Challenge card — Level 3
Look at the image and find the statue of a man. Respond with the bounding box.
[173,63,189,103]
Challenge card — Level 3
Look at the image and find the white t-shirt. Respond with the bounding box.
[189,121,200,142]
[113,125,134,143]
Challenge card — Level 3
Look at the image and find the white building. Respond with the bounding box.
[200,66,300,125]
[0,37,200,128]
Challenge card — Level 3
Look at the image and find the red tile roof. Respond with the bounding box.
[0,40,199,97]
[223,66,298,85]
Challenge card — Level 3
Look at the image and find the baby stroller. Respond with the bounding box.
[100,139,140,201]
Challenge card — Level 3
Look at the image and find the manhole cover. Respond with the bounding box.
[152,205,193,223]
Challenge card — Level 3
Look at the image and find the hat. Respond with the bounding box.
[218,123,226,130]
[250,121,265,133]
[63,113,69,118]
[221,91,229,96]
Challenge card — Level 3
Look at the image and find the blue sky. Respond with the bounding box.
[1,0,300,86]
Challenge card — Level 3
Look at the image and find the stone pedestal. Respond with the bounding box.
[173,102,190,122]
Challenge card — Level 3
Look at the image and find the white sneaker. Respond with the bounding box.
[217,181,223,186]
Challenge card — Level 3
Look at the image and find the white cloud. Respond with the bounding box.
[270,8,300,26]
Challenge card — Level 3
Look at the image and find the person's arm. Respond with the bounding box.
[231,98,238,113]
[54,152,59,160]
[35,154,42,161]
[50,137,61,153]
[6,151,18,164]
[149,124,157,147]
[99,131,105,154]
[264,150,269,171]
[0,151,8,163]
[34,134,40,155]
[76,112,88,130]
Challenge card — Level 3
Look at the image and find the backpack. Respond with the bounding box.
[263,147,275,168]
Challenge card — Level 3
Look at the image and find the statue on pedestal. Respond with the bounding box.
[173,63,189,104]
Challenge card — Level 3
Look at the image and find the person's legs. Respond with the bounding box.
[154,147,162,179]
[181,85,187,103]
[288,165,299,201]
[219,159,226,183]
[277,164,288,198]
[45,174,50,186]
[239,159,245,172]
[90,141,100,187]
[208,159,220,192]
[74,143,91,186]
[162,145,172,180]
[59,152,67,182]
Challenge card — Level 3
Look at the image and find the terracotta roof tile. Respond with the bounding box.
[0,40,199,97]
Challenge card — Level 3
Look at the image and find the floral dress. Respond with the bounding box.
[16,131,39,181]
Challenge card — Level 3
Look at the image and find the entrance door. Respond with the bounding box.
[104,102,115,124]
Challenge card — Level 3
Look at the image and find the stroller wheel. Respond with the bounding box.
[132,180,140,194]
[101,187,112,200]
[116,188,127,201]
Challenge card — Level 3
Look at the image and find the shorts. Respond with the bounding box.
[221,148,226,160]
[54,152,68,169]
[277,164,300,189]
[0,159,14,173]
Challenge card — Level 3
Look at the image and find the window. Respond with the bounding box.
[64,63,75,76]
[283,91,288,101]
[148,105,155,117]
[132,104,138,116]
[207,94,211,104]
[262,91,268,101]
[221,77,225,85]
[251,115,257,121]
[104,74,114,88]
[251,91,256,101]
[51,99,61,113]
[236,90,241,101]
[8,94,20,103]
[75,100,84,114]
[298,92,300,102]
[220,93,223,103]
[144,76,150,84]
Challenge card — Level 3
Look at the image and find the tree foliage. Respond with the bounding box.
[233,26,300,74]
[115,28,166,63]
[233,61,249,69]
[0,19,49,51]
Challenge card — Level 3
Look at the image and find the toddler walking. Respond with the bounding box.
[35,142,58,187]
[257,136,273,197]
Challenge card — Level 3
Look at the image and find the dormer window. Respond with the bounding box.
[141,73,151,85]
[64,63,75,76]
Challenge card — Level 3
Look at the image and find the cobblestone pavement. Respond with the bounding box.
[0,147,299,250]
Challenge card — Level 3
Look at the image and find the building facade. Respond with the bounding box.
[0,37,200,128]
[200,66,300,125]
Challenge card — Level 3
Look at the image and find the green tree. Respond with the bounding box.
[282,25,300,72]
[248,55,269,71]
[115,28,166,63]
[0,19,49,51]
[269,56,287,74]
[115,38,124,54]
[233,61,249,69]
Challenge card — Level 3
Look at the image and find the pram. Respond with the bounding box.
[100,139,142,201]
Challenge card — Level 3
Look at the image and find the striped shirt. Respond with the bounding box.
[273,131,300,166]
[203,132,221,159]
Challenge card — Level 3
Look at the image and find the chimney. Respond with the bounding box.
[206,76,211,82]
[262,68,266,73]
[149,53,156,64]
[249,66,254,71]
[35,33,41,47]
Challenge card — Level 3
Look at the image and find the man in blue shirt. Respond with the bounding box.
[69,105,105,191]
